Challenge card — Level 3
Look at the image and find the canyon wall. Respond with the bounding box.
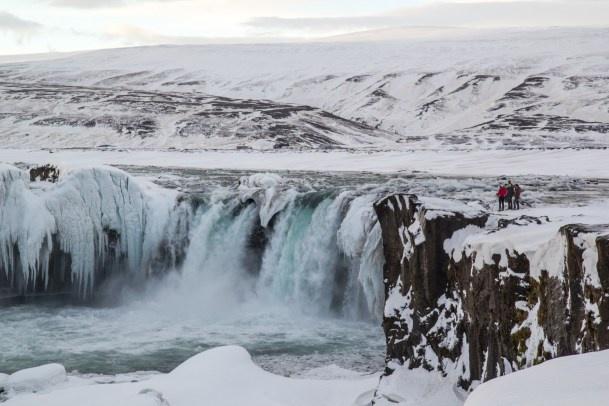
[374,194,609,399]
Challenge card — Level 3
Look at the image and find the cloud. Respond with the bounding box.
[49,0,184,9]
[246,1,609,34]
[103,25,192,44]
[102,24,291,46]
[0,11,42,41]
[246,16,405,35]
[50,0,126,8]
[390,1,609,28]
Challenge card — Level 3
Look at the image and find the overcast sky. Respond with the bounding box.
[1,0,609,55]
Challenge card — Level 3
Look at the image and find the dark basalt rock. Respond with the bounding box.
[470,113,609,134]
[29,164,60,183]
[448,75,501,95]
[500,76,549,101]
[375,194,609,390]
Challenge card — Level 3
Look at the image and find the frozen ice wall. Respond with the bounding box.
[0,164,180,296]
[0,165,384,319]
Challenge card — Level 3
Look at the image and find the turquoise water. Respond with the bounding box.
[0,303,384,376]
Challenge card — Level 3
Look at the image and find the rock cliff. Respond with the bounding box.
[374,194,609,396]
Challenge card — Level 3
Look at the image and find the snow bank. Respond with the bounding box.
[419,197,485,220]
[4,346,379,406]
[6,364,66,394]
[0,373,8,391]
[466,350,609,406]
[374,364,464,406]
[443,202,609,276]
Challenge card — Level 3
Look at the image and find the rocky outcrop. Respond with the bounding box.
[29,165,60,183]
[374,194,609,392]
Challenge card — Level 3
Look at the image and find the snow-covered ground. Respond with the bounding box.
[3,148,609,178]
[18,340,608,406]
[1,346,379,406]
[466,349,609,406]
[0,346,463,406]
[444,201,609,275]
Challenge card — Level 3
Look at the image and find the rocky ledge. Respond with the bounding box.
[373,194,609,398]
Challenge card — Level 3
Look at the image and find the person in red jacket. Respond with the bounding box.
[497,183,507,211]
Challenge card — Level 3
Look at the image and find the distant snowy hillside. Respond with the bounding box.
[0,82,394,150]
[1,27,609,150]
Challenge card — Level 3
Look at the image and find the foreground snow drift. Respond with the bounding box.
[466,350,609,406]
[3,346,379,406]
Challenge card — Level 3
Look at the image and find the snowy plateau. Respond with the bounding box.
[1,27,609,151]
[1,27,609,406]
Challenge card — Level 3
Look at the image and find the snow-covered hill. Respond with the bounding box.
[0,82,394,150]
[1,27,609,150]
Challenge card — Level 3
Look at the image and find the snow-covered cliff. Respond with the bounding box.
[373,194,609,403]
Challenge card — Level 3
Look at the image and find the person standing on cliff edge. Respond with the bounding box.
[506,180,515,210]
[514,184,523,210]
[497,183,507,211]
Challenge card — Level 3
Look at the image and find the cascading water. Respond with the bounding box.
[0,164,387,375]
[0,165,385,319]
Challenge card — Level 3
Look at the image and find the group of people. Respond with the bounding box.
[496,181,523,211]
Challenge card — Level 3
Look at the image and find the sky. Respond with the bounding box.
[1,0,609,55]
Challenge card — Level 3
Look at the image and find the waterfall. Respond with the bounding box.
[0,165,384,320]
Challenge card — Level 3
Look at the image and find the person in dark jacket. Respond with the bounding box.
[497,183,507,211]
[506,180,515,210]
[514,184,523,209]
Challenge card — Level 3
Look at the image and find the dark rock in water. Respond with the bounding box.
[374,194,609,391]
[29,164,60,183]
